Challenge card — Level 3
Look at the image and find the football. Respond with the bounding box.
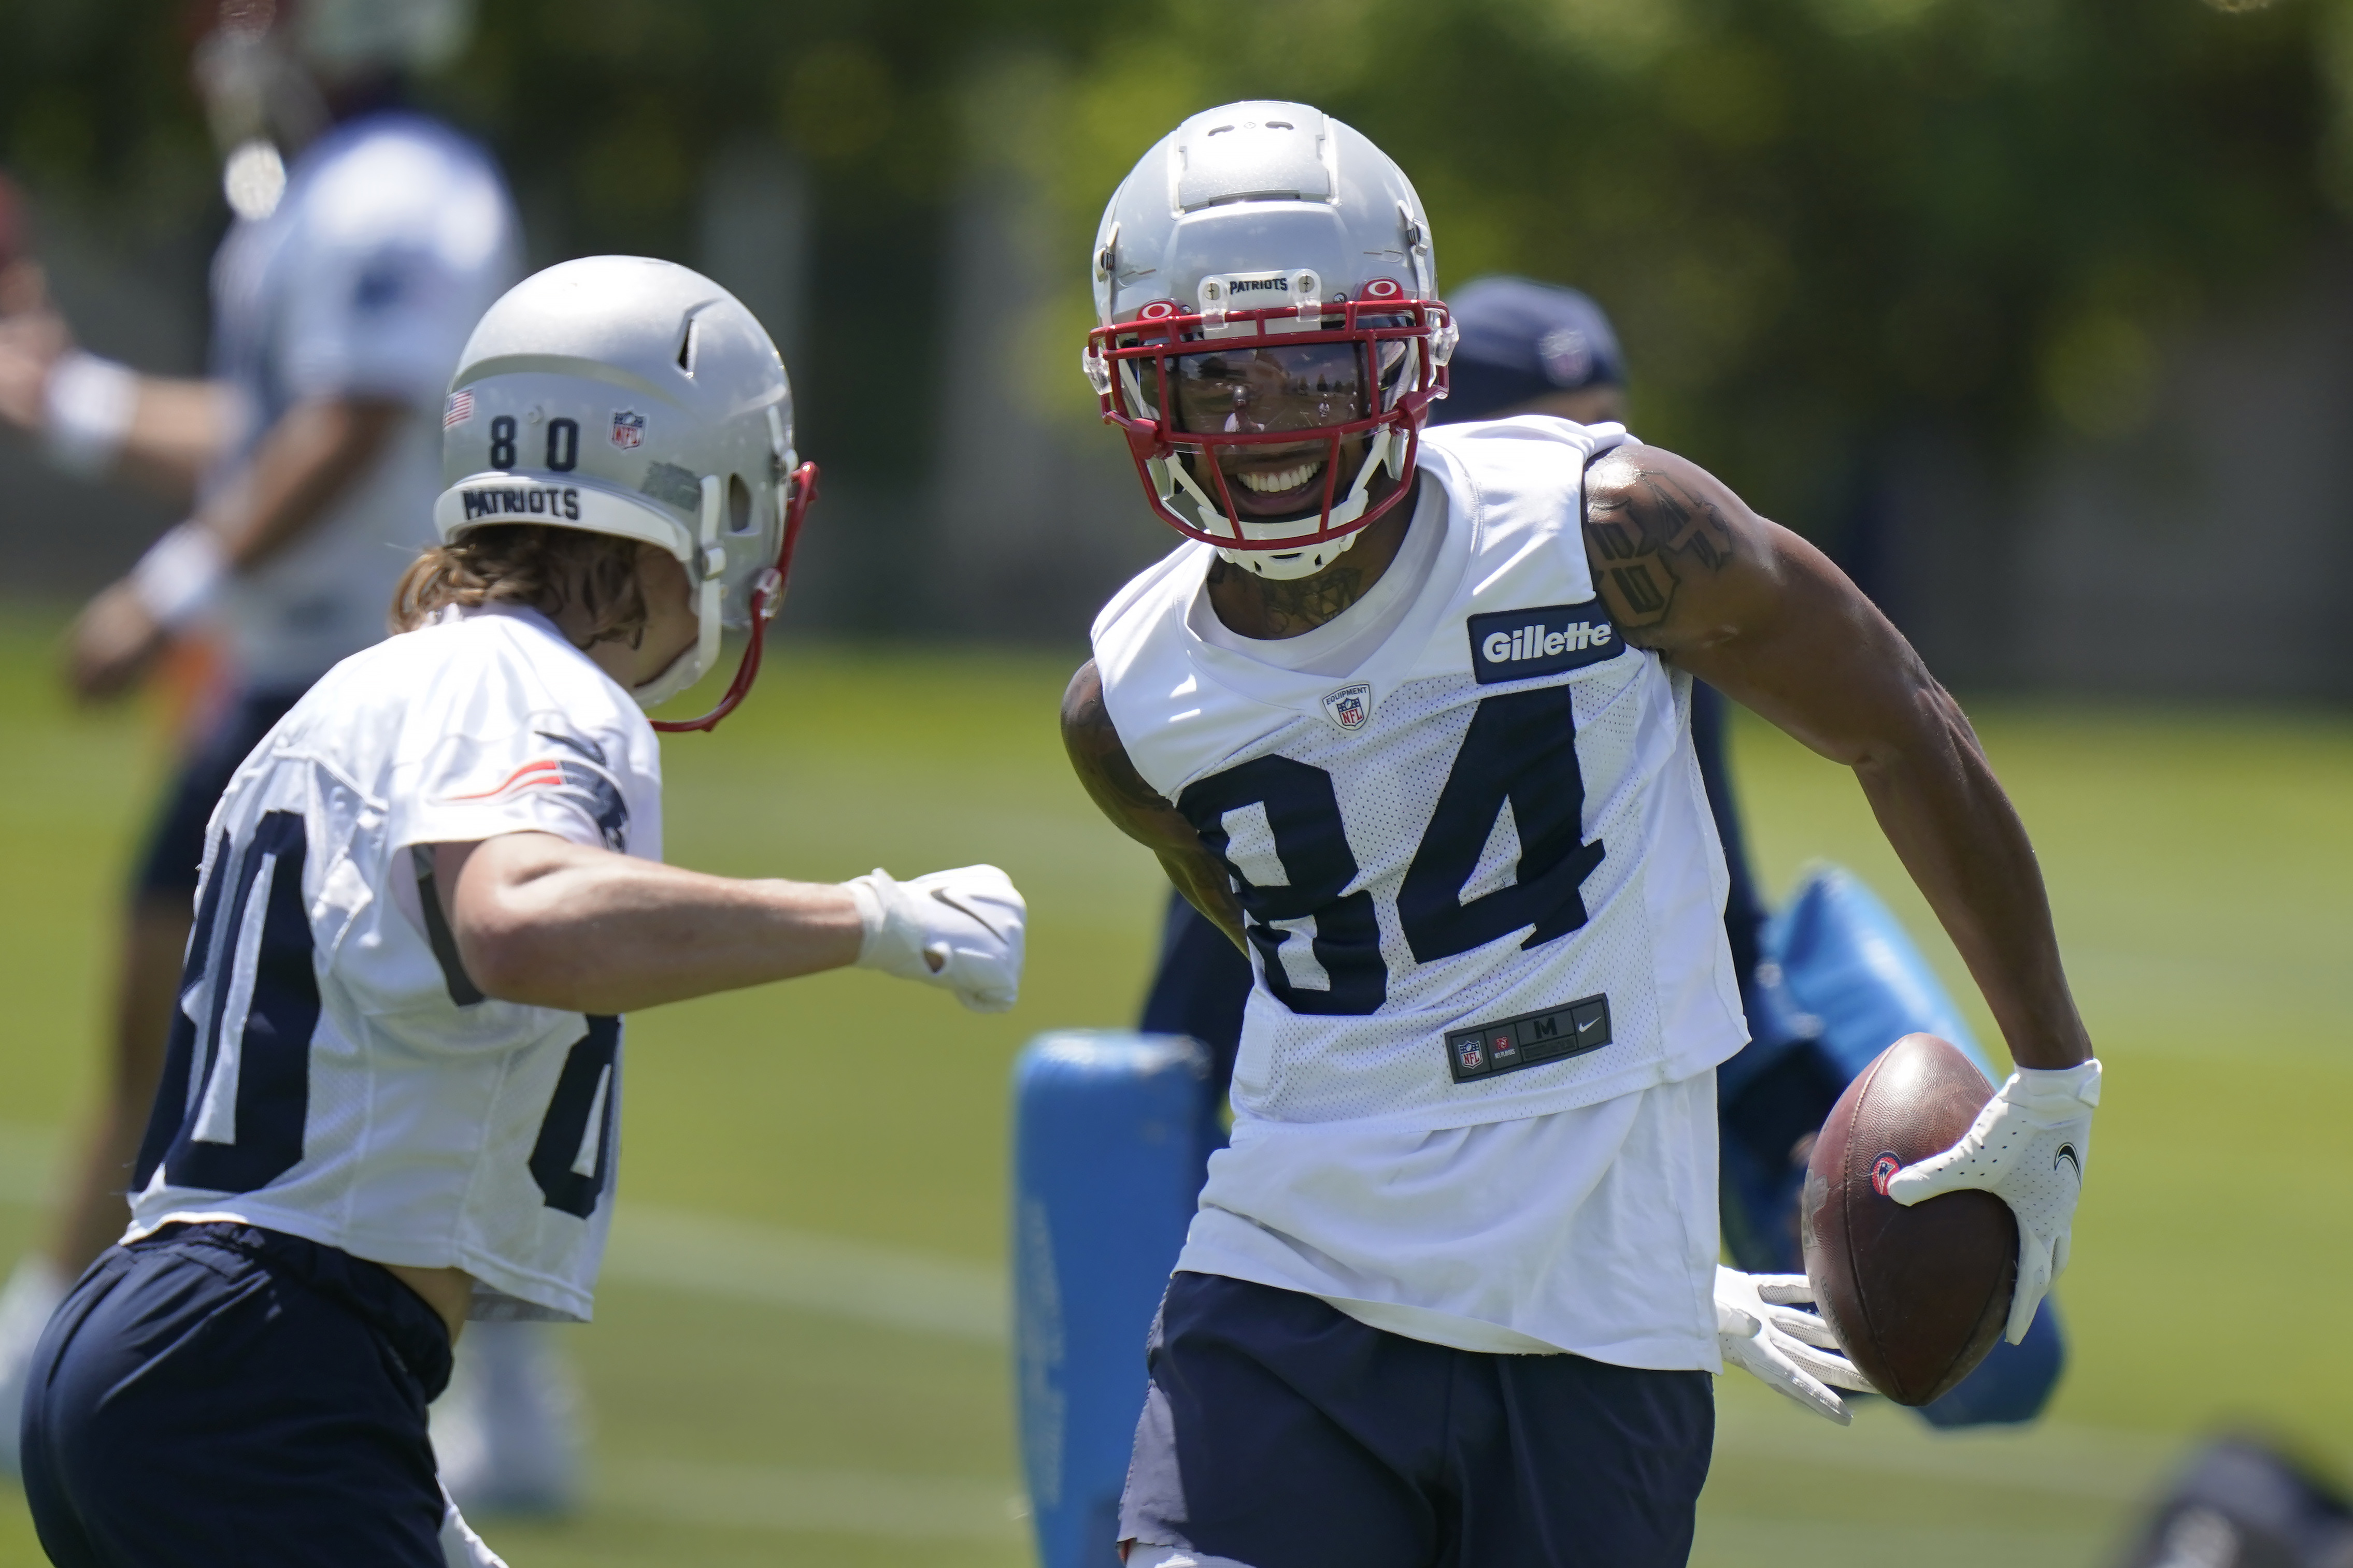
[1801,1032,2017,1406]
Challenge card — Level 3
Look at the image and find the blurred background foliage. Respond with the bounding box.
[0,0,2342,527]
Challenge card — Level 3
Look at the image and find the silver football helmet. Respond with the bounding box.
[435,255,818,731]
[1083,102,1455,580]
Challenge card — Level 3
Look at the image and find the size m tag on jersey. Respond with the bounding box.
[1445,994,1613,1083]
[1467,601,1622,684]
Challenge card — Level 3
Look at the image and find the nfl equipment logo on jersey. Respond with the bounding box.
[610,409,646,449]
[1321,683,1372,733]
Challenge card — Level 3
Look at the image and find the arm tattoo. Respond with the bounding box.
[1062,669,1174,818]
[1584,466,1736,635]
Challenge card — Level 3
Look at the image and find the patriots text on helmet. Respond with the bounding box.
[461,484,582,522]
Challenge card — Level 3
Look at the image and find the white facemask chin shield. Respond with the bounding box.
[1147,421,1409,582]
[626,472,735,709]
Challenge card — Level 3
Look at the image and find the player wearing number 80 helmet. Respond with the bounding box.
[1063,103,2098,1568]
[436,255,812,729]
[18,257,1028,1568]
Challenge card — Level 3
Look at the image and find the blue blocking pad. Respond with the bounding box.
[1758,864,1998,1085]
[1013,1032,1217,1568]
[1917,1296,2066,1426]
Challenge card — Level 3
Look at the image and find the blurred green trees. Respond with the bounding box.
[2,0,2342,520]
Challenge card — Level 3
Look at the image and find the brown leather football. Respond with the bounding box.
[1801,1032,2017,1406]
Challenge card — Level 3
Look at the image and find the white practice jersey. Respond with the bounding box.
[1095,416,1746,1133]
[207,112,521,689]
[1092,416,1747,1364]
[127,607,660,1322]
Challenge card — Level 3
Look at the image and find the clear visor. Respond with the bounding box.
[1130,334,1416,430]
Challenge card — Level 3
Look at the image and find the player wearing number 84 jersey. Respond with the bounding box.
[1090,414,1743,1134]
[1065,102,2096,1568]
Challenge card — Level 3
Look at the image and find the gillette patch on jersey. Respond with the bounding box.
[1467,601,1622,684]
[1445,994,1613,1084]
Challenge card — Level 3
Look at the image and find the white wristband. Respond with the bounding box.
[845,875,889,967]
[129,522,229,630]
[42,350,138,477]
[2007,1057,2102,1110]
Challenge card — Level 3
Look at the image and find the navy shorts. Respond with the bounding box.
[133,685,308,898]
[21,1223,454,1568]
[1121,1273,1715,1568]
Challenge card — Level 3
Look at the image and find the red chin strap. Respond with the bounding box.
[651,459,820,734]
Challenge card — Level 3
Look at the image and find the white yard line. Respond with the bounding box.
[0,1121,1009,1343]
[601,1204,1007,1344]
[591,1456,1024,1541]
[0,1117,2324,1519]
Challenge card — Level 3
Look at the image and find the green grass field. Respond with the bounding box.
[0,607,2347,1565]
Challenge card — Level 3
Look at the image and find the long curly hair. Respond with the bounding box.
[391,525,650,646]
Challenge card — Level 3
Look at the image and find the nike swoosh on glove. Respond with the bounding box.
[1885,1058,2100,1344]
[1715,1266,1872,1425]
[846,866,1026,1013]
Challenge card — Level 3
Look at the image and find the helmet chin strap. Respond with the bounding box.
[1181,425,1403,581]
[631,474,729,710]
[640,461,819,734]
[1217,526,1364,581]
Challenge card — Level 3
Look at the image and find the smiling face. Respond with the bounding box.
[1167,340,1376,518]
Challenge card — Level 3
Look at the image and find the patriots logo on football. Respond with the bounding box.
[1869,1151,1902,1197]
[610,408,646,449]
[1321,683,1372,734]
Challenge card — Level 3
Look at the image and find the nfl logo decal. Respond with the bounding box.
[610,409,646,449]
[1321,683,1372,734]
[442,389,474,428]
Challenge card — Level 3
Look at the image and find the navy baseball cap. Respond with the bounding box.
[1434,276,1626,424]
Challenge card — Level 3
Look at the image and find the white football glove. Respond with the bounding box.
[846,865,1026,1014]
[1715,1266,1871,1425]
[1885,1058,2100,1344]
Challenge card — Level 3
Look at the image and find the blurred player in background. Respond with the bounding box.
[1062,103,2099,1567]
[16,253,1026,1568]
[0,0,551,1508]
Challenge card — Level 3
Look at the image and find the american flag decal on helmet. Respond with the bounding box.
[444,389,475,428]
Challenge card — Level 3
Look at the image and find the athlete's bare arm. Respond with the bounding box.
[430,833,866,1015]
[1581,443,2090,1071]
[65,396,407,699]
[0,269,241,498]
[1062,661,1249,953]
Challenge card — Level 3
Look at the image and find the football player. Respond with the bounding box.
[0,0,553,1500]
[1064,103,2101,1566]
[1132,274,2070,1432]
[16,254,1027,1567]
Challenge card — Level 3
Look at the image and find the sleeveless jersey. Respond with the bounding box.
[126,606,660,1323]
[1093,417,1746,1135]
